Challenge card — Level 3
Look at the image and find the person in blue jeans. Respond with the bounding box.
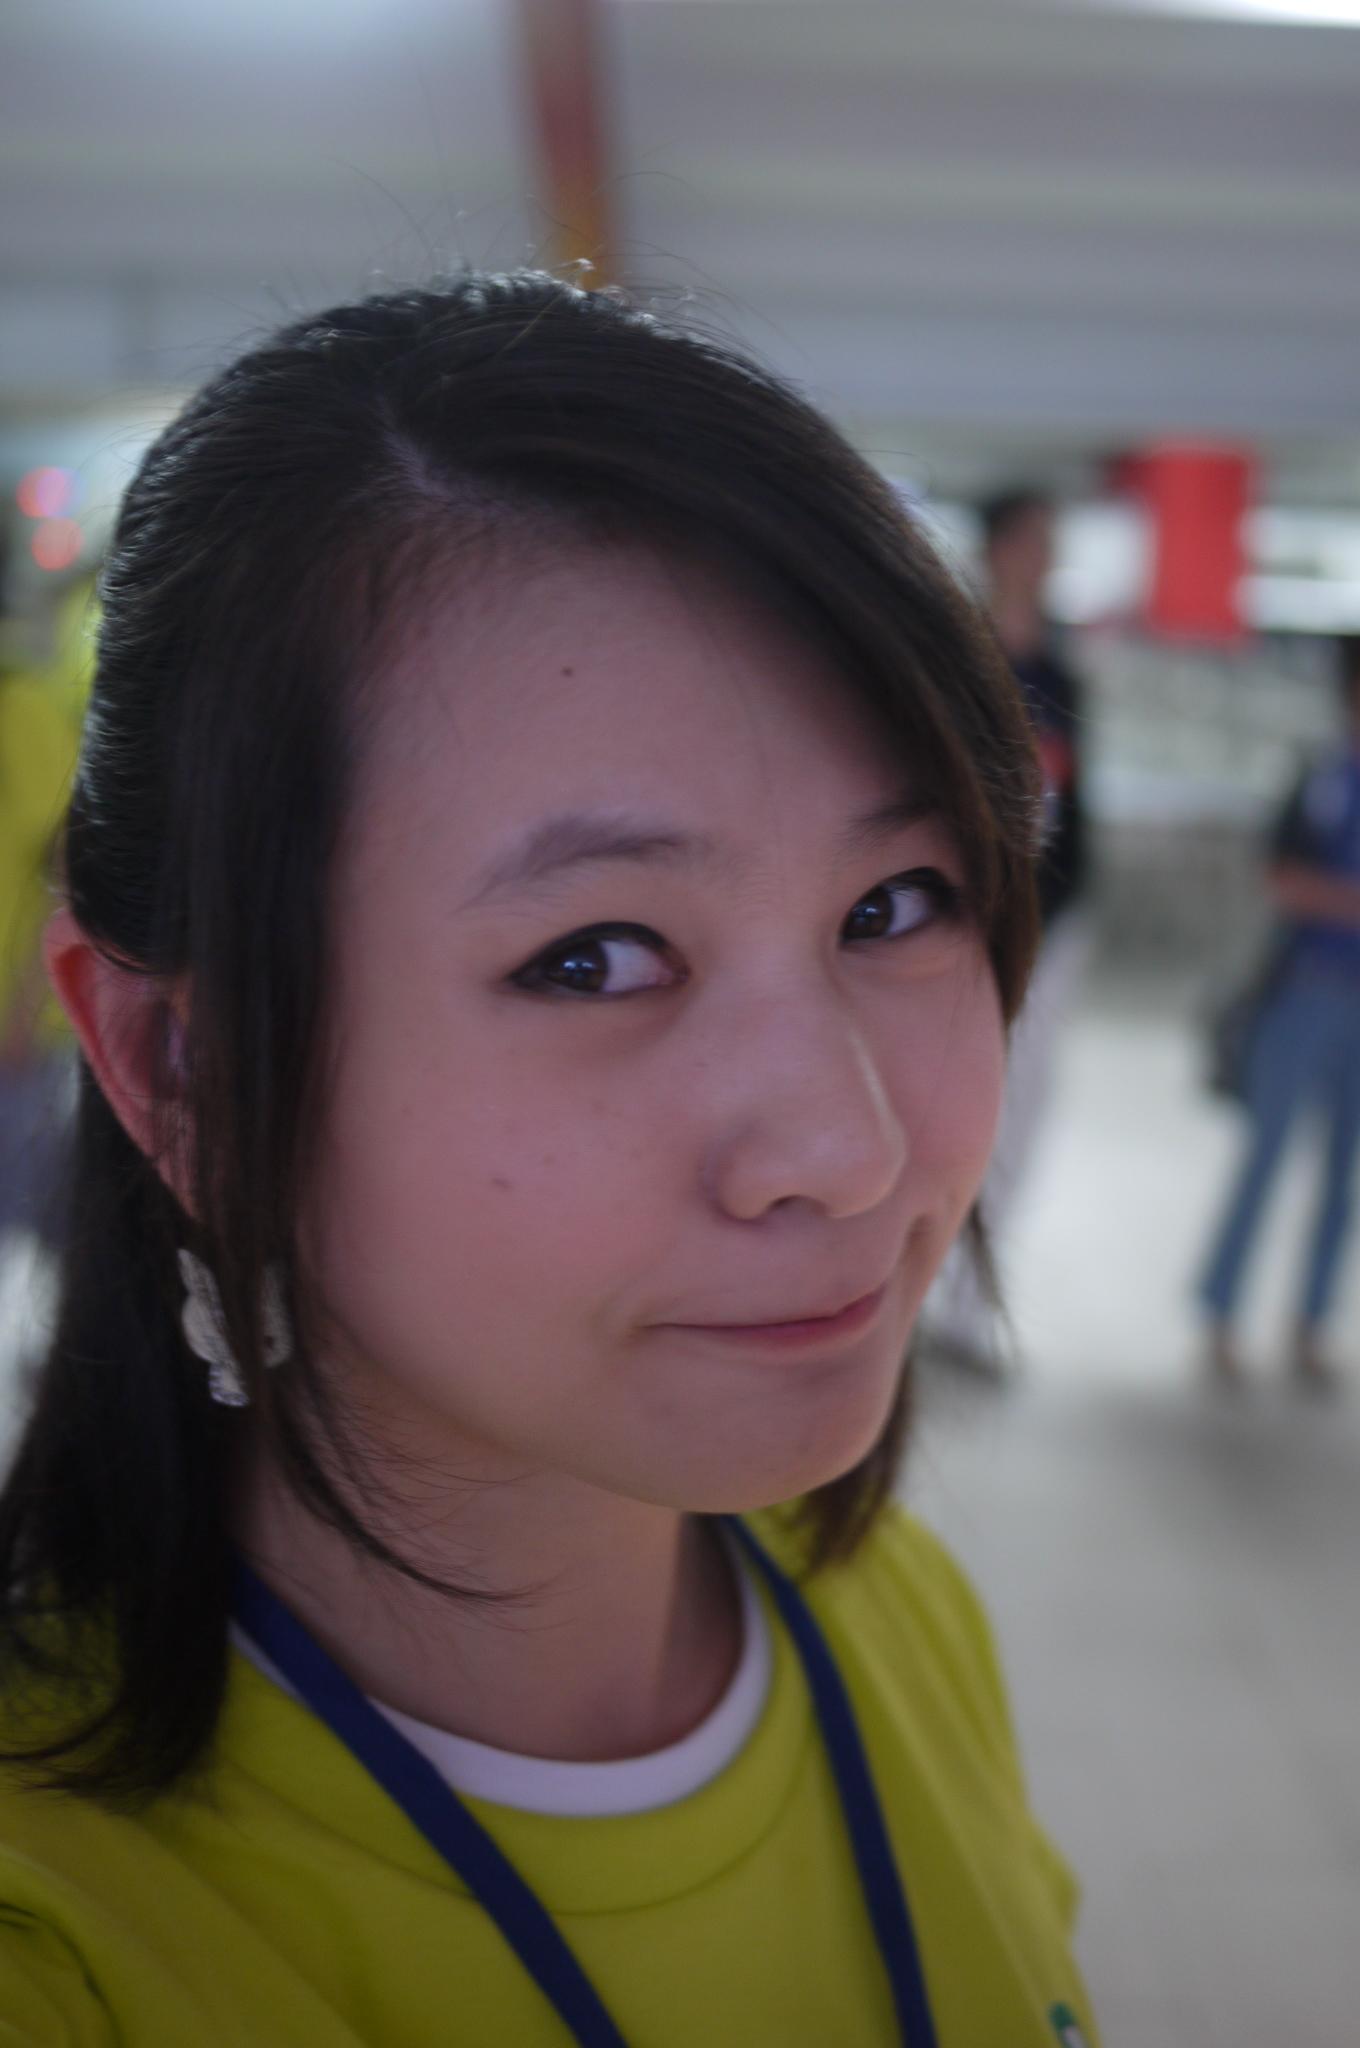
[1199,638,1360,1390]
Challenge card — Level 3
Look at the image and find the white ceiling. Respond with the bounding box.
[4,0,1360,501]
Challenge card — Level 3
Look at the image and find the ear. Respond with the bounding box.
[44,906,191,1206]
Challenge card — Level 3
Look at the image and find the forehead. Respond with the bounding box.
[363,543,907,856]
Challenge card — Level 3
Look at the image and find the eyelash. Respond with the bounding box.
[508,868,965,1000]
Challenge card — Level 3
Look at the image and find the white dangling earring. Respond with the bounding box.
[178,1250,291,1408]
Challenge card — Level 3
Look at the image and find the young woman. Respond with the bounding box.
[0,273,1098,2046]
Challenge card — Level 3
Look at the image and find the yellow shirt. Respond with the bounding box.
[0,1508,1099,2045]
[0,676,81,1047]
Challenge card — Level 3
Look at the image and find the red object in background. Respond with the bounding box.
[30,518,84,573]
[16,467,77,521]
[1114,443,1255,645]
[518,0,614,279]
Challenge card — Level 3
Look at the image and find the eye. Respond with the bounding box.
[510,922,683,998]
[841,869,961,944]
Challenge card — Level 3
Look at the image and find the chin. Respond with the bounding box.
[670,1354,909,1517]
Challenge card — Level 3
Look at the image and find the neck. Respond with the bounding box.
[234,1444,743,1763]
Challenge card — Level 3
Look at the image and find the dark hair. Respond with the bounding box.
[0,271,1039,1803]
[978,488,1053,553]
[1337,634,1360,708]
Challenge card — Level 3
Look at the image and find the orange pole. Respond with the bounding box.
[517,0,616,283]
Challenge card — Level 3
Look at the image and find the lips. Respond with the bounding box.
[700,1286,882,1329]
[660,1278,893,1337]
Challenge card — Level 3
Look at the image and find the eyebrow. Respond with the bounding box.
[838,789,942,856]
[463,790,942,908]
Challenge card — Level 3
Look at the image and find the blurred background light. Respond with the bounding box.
[1120,0,1360,19]
[15,468,78,521]
[28,518,85,573]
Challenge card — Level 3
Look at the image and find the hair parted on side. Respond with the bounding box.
[0,269,1040,1803]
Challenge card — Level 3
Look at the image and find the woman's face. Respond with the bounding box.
[303,544,1005,1512]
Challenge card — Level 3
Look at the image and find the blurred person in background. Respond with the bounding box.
[1198,635,1360,1393]
[0,564,85,1254]
[923,489,1090,1375]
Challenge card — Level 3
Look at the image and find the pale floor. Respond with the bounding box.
[1,992,1358,2046]
[908,984,1360,2048]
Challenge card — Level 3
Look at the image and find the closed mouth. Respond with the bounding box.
[662,1282,891,1344]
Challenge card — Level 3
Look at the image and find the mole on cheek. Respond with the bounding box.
[489,1175,514,1193]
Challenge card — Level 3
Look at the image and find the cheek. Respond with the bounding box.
[892,962,1007,1206]
[300,1021,669,1389]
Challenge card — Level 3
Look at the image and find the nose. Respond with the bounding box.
[703,987,908,1224]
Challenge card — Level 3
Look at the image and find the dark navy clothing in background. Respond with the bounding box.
[1270,749,1360,978]
[1010,645,1087,928]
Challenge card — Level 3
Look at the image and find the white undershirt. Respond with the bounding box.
[231,1531,771,1819]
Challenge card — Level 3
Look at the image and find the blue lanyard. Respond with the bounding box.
[232,1518,938,2048]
